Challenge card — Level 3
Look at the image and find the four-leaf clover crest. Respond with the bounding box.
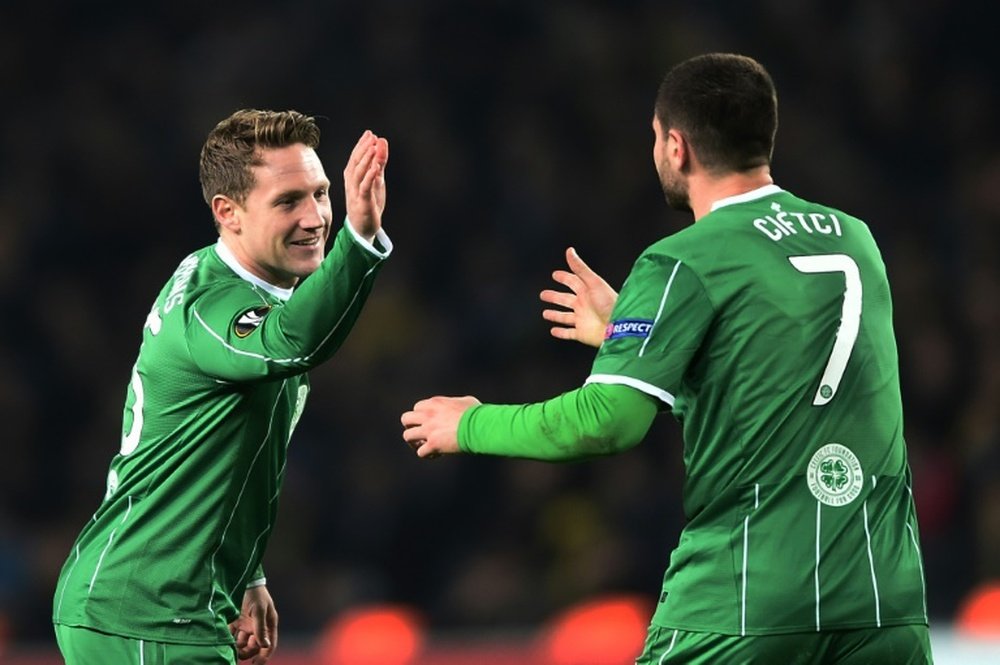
[819,458,849,491]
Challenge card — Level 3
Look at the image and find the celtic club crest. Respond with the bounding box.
[807,443,864,506]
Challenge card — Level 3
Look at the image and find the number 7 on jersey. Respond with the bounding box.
[788,254,862,407]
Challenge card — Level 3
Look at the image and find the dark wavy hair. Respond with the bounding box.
[654,53,778,174]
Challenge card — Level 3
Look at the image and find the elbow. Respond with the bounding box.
[576,420,645,457]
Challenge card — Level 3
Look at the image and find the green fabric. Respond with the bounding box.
[55,624,236,665]
[458,382,658,461]
[634,624,933,664]
[53,222,388,645]
[588,186,927,634]
[248,564,266,586]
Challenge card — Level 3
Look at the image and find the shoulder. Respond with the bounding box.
[165,247,272,325]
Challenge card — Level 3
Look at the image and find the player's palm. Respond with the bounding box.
[541,247,618,348]
[344,130,389,238]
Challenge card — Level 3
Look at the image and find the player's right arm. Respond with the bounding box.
[401,382,658,461]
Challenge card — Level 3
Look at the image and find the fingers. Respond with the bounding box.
[400,397,469,458]
[401,424,425,446]
[400,408,423,429]
[400,408,427,455]
[346,130,375,170]
[255,607,271,650]
[550,326,578,341]
[237,634,261,660]
[268,604,279,635]
[551,270,584,294]
[416,443,442,459]
[373,136,389,167]
[400,421,431,457]
[566,247,599,282]
[542,309,575,325]
[345,132,387,200]
[356,162,381,199]
[349,140,377,189]
[540,288,576,310]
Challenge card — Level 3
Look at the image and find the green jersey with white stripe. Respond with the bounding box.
[53,222,390,645]
[588,185,927,635]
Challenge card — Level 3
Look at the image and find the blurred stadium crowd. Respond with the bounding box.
[0,0,997,654]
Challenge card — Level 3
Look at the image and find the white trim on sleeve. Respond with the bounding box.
[585,373,675,406]
[344,217,393,258]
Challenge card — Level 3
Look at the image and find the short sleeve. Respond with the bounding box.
[587,251,714,406]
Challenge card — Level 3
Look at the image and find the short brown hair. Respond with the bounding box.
[199,109,321,207]
[654,53,778,174]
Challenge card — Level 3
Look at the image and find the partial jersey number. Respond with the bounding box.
[120,306,162,455]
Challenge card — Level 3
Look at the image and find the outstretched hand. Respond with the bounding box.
[229,585,278,664]
[540,247,618,348]
[344,130,389,240]
[401,396,481,458]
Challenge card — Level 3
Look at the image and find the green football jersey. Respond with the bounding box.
[588,185,927,635]
[53,222,391,645]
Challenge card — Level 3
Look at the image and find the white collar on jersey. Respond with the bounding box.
[710,184,784,212]
[213,239,295,302]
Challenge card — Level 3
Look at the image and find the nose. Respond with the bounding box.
[300,197,329,230]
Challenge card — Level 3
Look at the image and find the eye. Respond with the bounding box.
[315,188,328,200]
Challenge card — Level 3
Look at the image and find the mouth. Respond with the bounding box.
[289,237,322,248]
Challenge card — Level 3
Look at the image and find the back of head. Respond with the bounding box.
[654,53,778,175]
[199,109,321,209]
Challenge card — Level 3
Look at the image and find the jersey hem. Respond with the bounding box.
[649,616,929,636]
[53,620,236,648]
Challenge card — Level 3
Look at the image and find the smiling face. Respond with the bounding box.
[215,143,333,287]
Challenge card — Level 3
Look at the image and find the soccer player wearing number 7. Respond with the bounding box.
[402,54,932,663]
[53,111,392,664]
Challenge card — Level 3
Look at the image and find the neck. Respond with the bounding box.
[689,166,773,221]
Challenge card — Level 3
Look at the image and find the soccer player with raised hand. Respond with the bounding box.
[53,110,391,664]
[402,54,932,663]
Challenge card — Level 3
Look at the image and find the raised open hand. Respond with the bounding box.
[540,247,618,348]
[343,130,388,240]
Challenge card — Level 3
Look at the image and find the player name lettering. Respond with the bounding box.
[164,254,200,313]
[753,211,843,242]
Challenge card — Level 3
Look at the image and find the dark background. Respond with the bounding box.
[1,0,998,648]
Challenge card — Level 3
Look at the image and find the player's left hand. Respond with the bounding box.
[401,396,481,458]
[541,247,618,348]
[229,584,279,664]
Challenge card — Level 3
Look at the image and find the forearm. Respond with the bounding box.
[458,383,657,461]
[272,221,390,365]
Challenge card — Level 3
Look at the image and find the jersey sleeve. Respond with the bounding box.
[457,382,658,461]
[185,224,388,381]
[587,250,714,407]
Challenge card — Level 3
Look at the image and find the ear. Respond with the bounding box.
[667,128,689,172]
[212,195,242,233]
